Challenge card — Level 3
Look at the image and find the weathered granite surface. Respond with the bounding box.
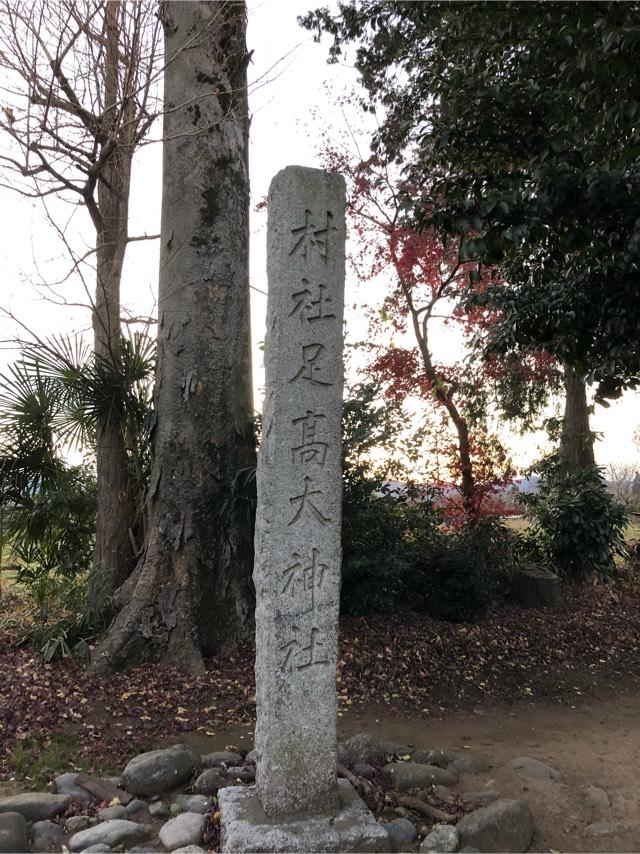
[122,744,199,796]
[218,780,390,853]
[253,165,346,817]
[0,793,70,822]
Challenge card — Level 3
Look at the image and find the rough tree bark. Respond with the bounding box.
[90,1,137,611]
[560,364,595,472]
[91,0,256,672]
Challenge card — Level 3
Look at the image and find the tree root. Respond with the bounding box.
[394,793,457,824]
[337,763,457,824]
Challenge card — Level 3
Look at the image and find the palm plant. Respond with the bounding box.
[0,331,155,655]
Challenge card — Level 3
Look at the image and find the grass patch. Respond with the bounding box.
[5,733,87,788]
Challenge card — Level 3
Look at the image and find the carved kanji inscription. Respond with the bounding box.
[289,343,333,386]
[291,410,328,466]
[282,547,327,613]
[288,476,332,526]
[289,209,337,262]
[280,625,330,672]
[289,280,336,323]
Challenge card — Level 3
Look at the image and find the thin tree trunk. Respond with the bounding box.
[91,0,255,672]
[89,1,137,613]
[560,364,595,472]
[445,402,477,523]
[404,296,478,524]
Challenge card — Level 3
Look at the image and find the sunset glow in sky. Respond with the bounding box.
[0,0,638,473]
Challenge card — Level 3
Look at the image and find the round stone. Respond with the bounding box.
[385,817,417,852]
[420,823,459,853]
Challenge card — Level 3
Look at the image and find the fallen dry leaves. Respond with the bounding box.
[1,584,639,778]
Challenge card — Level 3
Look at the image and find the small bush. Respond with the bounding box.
[340,381,431,614]
[521,456,628,581]
[408,517,515,622]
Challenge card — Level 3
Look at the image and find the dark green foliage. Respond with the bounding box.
[340,381,423,613]
[0,333,155,657]
[302,1,640,398]
[521,456,628,581]
[7,465,96,583]
[341,478,409,614]
[408,517,515,622]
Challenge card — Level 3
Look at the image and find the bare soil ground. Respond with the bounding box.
[339,692,640,853]
[178,689,640,853]
[2,582,640,851]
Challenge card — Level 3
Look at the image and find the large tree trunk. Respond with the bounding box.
[88,1,137,613]
[560,364,595,472]
[91,0,255,673]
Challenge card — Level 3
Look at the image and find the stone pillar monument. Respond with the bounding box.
[218,167,389,852]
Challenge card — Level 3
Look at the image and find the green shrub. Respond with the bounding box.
[1,464,98,659]
[340,381,431,614]
[521,456,628,581]
[408,517,515,622]
[341,480,415,614]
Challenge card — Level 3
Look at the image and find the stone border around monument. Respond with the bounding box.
[218,781,391,853]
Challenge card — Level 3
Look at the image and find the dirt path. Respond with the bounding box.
[185,689,640,853]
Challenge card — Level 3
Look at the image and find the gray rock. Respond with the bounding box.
[0,812,28,854]
[462,790,498,805]
[338,732,411,766]
[0,793,70,822]
[149,801,170,818]
[460,848,480,853]
[452,754,492,775]
[432,785,455,802]
[586,820,638,837]
[170,794,213,815]
[193,768,228,795]
[353,763,377,780]
[126,799,148,816]
[172,847,205,854]
[506,756,560,781]
[200,751,243,769]
[457,799,534,853]
[83,847,112,853]
[226,765,255,783]
[383,762,459,791]
[97,805,128,821]
[158,812,204,851]
[69,820,152,852]
[122,744,200,796]
[419,823,459,853]
[52,772,94,804]
[385,817,417,852]
[31,820,64,853]
[127,845,163,853]
[411,749,458,768]
[244,749,258,764]
[66,816,94,834]
[583,785,610,814]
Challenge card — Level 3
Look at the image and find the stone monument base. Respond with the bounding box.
[218,779,391,853]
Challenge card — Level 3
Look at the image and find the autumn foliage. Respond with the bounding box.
[325,149,516,524]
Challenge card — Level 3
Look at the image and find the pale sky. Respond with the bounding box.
[0,0,638,472]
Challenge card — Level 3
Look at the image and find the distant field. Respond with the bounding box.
[504,515,528,533]
[505,514,640,544]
